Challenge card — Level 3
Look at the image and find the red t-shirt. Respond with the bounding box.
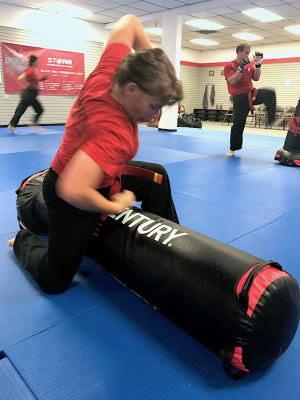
[223,59,256,95]
[24,67,39,89]
[51,43,139,190]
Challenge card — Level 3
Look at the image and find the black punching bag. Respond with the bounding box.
[275,98,300,166]
[87,207,300,378]
[16,171,300,378]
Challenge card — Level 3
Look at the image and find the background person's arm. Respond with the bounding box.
[105,14,152,51]
[18,73,29,87]
[56,149,135,215]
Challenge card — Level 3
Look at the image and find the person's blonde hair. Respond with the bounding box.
[114,48,183,106]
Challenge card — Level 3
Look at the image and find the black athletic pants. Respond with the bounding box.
[230,88,276,151]
[10,87,43,127]
[13,161,178,294]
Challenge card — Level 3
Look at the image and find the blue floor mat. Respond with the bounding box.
[0,235,125,349]
[5,289,300,400]
[0,355,35,400]
[173,192,272,243]
[0,125,299,400]
[177,164,300,220]
[229,206,300,275]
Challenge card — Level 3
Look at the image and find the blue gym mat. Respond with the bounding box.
[0,355,35,400]
[0,125,299,399]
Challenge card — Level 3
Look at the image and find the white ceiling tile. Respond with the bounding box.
[110,0,140,4]
[144,0,186,7]
[208,15,241,25]
[81,0,120,8]
[224,12,255,23]
[251,0,285,6]
[265,4,300,17]
[287,14,300,22]
[229,2,260,12]
[212,8,238,15]
[111,5,147,16]
[269,18,297,26]
[129,1,166,12]
[97,9,125,18]
[179,0,205,4]
[188,11,217,18]
[247,21,274,28]
[90,14,117,23]
[290,2,300,10]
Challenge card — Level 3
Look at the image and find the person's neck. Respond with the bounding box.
[110,84,135,124]
[110,84,122,104]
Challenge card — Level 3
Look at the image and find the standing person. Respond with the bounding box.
[223,43,276,156]
[8,14,183,295]
[8,55,46,134]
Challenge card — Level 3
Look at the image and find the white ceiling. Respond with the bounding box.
[2,0,300,50]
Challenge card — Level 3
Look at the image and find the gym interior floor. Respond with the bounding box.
[0,123,299,400]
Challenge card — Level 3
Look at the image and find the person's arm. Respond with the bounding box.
[105,14,152,51]
[56,149,135,214]
[18,73,30,87]
[252,52,263,81]
[226,70,243,86]
[253,67,261,81]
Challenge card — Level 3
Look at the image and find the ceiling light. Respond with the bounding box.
[190,38,219,46]
[144,27,162,35]
[43,2,92,19]
[284,25,300,35]
[242,8,283,22]
[232,32,263,41]
[185,19,225,30]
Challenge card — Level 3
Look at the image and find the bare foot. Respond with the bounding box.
[7,238,15,247]
[226,150,235,157]
[8,125,17,134]
[29,124,44,133]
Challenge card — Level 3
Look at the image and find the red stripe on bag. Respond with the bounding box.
[20,169,49,191]
[231,347,249,372]
[237,265,289,317]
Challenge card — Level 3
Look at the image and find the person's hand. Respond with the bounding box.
[253,51,263,68]
[237,57,250,73]
[111,190,136,213]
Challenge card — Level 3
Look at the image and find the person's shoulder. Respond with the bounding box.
[101,43,131,60]
[225,59,236,67]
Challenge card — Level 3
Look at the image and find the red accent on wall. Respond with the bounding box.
[180,57,300,68]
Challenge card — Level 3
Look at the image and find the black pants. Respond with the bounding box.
[10,87,44,127]
[230,88,276,151]
[13,161,178,294]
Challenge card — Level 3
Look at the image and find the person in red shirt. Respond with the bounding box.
[8,14,183,294]
[8,55,47,134]
[223,43,276,156]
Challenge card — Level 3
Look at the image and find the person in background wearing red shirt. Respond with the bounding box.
[223,43,276,157]
[7,15,183,294]
[8,54,47,134]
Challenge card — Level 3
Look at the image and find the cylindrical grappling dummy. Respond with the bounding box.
[15,170,300,378]
[275,98,300,166]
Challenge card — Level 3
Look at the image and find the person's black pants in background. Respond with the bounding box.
[13,161,178,294]
[230,88,276,151]
[10,87,44,127]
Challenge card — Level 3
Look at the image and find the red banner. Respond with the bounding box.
[1,43,84,96]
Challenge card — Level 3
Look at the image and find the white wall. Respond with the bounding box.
[0,2,109,51]
[188,41,300,63]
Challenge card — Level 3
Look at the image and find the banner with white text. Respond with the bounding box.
[1,43,84,95]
